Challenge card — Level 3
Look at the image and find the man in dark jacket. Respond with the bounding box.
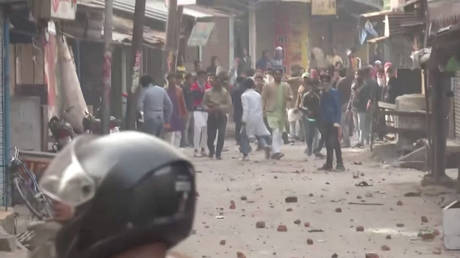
[231,74,248,145]
[181,73,194,147]
[385,66,400,104]
[318,74,345,171]
[336,68,353,147]
[300,74,321,156]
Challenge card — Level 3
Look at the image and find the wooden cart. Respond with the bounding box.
[371,101,429,151]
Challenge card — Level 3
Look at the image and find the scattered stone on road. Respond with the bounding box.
[421,216,429,223]
[432,247,442,255]
[418,228,437,240]
[236,251,246,258]
[172,142,460,257]
[277,225,288,232]
[381,245,391,251]
[285,196,298,203]
[256,221,266,229]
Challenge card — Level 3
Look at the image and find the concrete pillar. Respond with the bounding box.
[228,16,235,70]
[249,6,256,69]
[0,8,6,206]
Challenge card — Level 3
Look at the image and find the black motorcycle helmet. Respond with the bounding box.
[39,132,196,258]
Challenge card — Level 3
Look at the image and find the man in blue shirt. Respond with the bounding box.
[137,75,173,137]
[318,73,345,171]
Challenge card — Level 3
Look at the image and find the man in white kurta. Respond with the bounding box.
[240,78,271,160]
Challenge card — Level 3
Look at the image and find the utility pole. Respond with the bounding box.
[102,0,113,134]
[125,0,147,129]
[164,0,182,74]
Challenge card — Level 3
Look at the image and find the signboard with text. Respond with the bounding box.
[311,0,336,15]
[187,22,215,47]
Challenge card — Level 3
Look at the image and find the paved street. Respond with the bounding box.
[172,141,460,258]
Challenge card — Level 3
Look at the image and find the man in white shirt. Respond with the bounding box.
[240,78,271,160]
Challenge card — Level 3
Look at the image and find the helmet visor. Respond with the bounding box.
[40,137,96,207]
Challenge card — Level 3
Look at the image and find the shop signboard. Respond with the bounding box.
[188,22,215,47]
[312,0,336,16]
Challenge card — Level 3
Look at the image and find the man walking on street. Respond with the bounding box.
[363,66,380,143]
[137,75,172,138]
[231,72,248,145]
[318,73,345,171]
[262,69,293,160]
[254,73,265,93]
[203,71,233,160]
[351,69,370,147]
[240,78,271,161]
[300,72,321,157]
[336,68,353,147]
[182,73,194,147]
[191,71,212,157]
[166,73,188,148]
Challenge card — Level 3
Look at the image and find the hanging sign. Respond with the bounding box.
[312,0,336,16]
[187,22,215,47]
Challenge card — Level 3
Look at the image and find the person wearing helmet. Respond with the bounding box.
[37,132,196,258]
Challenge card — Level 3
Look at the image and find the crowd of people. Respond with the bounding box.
[29,48,403,258]
[136,48,401,171]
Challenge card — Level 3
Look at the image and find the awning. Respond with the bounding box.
[112,15,165,46]
[78,0,224,22]
[360,7,424,41]
[429,0,460,28]
[62,5,165,47]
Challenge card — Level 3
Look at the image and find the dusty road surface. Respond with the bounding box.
[172,142,460,258]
